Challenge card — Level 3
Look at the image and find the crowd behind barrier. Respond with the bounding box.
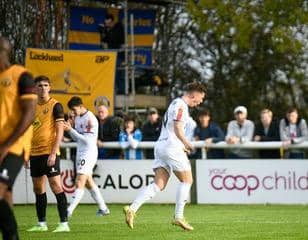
[61,141,308,160]
[64,94,308,161]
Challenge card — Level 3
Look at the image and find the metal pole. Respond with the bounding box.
[20,0,25,64]
[123,0,129,112]
[201,147,207,159]
[130,13,135,95]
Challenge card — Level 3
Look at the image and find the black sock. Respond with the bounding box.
[55,192,68,222]
[0,199,19,240]
[35,193,47,222]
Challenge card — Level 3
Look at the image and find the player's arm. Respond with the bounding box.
[65,118,95,145]
[0,72,37,162]
[172,104,193,153]
[174,121,194,153]
[48,103,65,166]
[66,126,88,145]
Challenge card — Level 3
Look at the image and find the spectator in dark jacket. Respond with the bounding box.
[279,107,308,159]
[254,109,280,159]
[96,101,123,159]
[194,109,225,159]
[142,107,162,159]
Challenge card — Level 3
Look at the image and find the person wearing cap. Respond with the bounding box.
[225,106,255,158]
[142,107,162,159]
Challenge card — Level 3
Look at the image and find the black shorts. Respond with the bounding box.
[30,154,61,178]
[0,153,24,188]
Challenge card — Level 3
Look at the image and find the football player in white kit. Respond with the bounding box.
[124,82,206,231]
[63,96,109,217]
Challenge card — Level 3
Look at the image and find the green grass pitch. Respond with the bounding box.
[17,204,307,240]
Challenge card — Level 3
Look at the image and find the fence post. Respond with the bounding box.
[190,159,197,204]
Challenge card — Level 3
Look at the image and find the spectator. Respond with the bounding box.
[99,14,125,94]
[99,14,124,49]
[96,98,123,159]
[279,107,308,159]
[226,106,254,158]
[254,109,280,159]
[142,107,162,159]
[119,116,143,160]
[194,109,225,159]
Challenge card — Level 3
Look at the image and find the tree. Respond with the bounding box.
[0,0,69,64]
[154,4,202,100]
[186,0,308,123]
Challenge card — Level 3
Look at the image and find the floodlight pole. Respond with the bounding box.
[20,0,25,63]
[123,0,129,112]
[130,13,135,96]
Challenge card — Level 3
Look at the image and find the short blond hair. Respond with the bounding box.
[260,108,273,118]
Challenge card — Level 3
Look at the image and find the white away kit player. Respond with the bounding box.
[123,82,206,231]
[64,96,109,217]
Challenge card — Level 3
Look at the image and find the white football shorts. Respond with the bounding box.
[153,142,191,174]
[76,156,97,175]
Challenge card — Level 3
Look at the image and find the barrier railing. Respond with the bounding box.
[61,141,308,160]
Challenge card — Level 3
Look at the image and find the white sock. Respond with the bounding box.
[89,185,108,210]
[38,221,47,226]
[175,182,191,219]
[67,188,85,214]
[130,183,160,212]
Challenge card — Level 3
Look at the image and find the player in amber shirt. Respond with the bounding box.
[27,75,70,233]
[0,36,37,240]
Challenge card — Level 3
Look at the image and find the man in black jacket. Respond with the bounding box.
[96,103,123,159]
[99,14,125,94]
[254,109,280,159]
[142,108,162,159]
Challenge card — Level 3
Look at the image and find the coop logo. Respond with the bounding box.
[209,168,308,196]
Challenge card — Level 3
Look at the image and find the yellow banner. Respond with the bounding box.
[25,48,116,114]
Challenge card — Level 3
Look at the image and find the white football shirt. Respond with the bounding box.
[69,110,98,161]
[157,97,189,148]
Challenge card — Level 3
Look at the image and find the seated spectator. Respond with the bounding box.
[254,109,280,159]
[226,106,254,159]
[193,109,225,159]
[279,107,308,159]
[96,98,123,159]
[119,115,143,160]
[142,107,162,159]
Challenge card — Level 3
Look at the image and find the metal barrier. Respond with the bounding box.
[61,141,308,160]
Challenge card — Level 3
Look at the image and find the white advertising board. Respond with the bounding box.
[196,160,308,204]
[14,160,184,204]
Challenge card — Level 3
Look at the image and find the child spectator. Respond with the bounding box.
[119,115,143,160]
